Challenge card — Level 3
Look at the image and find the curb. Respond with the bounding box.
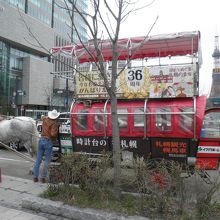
[22,196,150,220]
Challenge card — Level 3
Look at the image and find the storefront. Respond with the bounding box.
[0,41,23,115]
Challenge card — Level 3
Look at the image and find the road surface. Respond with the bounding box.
[0,147,33,180]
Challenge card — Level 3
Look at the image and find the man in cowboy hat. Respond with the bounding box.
[33,109,60,183]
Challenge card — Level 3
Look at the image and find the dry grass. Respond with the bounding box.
[43,153,220,220]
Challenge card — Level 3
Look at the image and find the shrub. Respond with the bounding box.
[45,154,220,219]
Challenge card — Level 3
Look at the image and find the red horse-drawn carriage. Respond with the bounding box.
[52,31,220,170]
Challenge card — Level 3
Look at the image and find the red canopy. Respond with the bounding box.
[51,31,200,63]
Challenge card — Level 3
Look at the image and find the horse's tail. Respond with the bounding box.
[31,121,39,157]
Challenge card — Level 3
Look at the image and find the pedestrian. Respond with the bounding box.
[33,109,60,183]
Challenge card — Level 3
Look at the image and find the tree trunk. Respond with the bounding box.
[111,96,121,198]
[111,52,121,198]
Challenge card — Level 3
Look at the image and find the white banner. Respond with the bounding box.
[75,64,196,99]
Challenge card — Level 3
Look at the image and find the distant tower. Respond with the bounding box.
[208,35,220,107]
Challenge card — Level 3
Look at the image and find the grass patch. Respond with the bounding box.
[42,184,141,216]
[43,154,220,220]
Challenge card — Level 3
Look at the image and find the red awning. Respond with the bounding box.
[51,31,200,63]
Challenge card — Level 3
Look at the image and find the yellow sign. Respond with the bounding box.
[119,67,151,99]
[75,71,109,98]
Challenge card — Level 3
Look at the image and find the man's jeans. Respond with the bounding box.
[33,137,53,178]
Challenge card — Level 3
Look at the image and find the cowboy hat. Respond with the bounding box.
[48,109,60,119]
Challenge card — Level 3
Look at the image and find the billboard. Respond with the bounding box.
[75,64,196,99]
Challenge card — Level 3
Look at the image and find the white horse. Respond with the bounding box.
[0,116,39,157]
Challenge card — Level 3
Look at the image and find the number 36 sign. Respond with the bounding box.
[118,67,151,99]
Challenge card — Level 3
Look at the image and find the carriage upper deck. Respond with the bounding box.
[52,31,211,166]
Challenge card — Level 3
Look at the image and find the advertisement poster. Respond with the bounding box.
[151,138,188,162]
[149,64,195,98]
[75,71,110,98]
[75,64,196,99]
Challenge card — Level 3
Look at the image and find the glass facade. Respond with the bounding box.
[0,0,88,115]
[0,41,10,113]
[0,41,23,114]
[0,0,25,11]
[0,40,48,114]
[0,0,88,42]
[28,0,52,26]
[74,0,88,42]
[53,0,88,42]
[54,2,71,36]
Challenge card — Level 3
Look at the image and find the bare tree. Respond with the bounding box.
[60,0,156,197]
[19,0,156,197]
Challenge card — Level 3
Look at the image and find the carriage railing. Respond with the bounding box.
[67,98,197,139]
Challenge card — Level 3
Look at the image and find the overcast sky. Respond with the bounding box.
[119,0,220,95]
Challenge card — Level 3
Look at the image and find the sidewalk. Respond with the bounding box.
[0,175,149,220]
[0,205,47,220]
[0,175,48,220]
[1,171,219,220]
